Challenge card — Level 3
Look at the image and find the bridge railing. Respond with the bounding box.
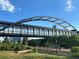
[0,26,77,37]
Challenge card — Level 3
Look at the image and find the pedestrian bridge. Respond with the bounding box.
[0,16,78,37]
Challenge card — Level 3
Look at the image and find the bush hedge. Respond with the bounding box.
[0,41,32,51]
[71,46,79,59]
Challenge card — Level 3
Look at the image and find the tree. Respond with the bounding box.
[22,37,28,45]
[28,39,41,47]
[69,35,79,47]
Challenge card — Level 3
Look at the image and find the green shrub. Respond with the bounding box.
[31,48,38,53]
[25,46,32,50]
[0,40,32,51]
[14,43,22,51]
[71,46,79,59]
[71,46,79,52]
[1,42,12,51]
[12,43,29,51]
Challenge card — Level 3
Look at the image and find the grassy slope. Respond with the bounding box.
[0,51,66,59]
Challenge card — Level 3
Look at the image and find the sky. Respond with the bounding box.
[0,0,79,30]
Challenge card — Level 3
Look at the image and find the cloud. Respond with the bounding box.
[0,0,15,12]
[65,0,74,13]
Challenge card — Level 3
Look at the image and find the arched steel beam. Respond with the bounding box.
[16,16,77,30]
[0,16,77,31]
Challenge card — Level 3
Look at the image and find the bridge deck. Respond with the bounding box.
[0,21,78,37]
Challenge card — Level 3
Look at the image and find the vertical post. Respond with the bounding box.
[43,28,45,36]
[3,24,6,34]
[12,25,14,34]
[24,27,25,34]
[38,28,40,36]
[62,31,64,36]
[8,27,9,34]
[27,27,28,35]
[59,31,60,36]
[56,39,58,55]
[65,31,66,36]
[55,30,57,36]
[33,27,35,35]
[52,30,53,36]
[20,25,22,35]
[48,29,49,36]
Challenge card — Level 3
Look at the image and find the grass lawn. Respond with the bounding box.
[0,51,66,59]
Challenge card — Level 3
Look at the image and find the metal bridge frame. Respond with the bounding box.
[0,16,78,37]
[16,16,77,30]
